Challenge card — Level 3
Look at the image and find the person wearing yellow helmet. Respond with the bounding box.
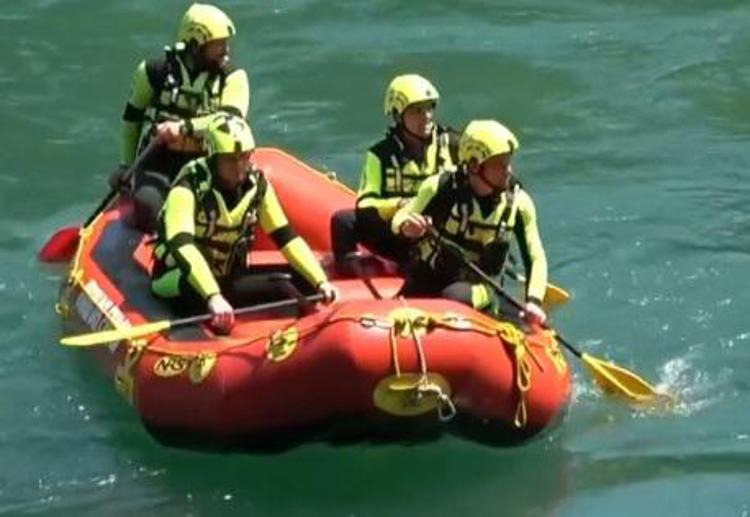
[111,3,250,233]
[151,113,338,334]
[391,120,549,325]
[330,74,458,273]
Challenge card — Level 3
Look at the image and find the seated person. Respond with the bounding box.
[112,3,250,233]
[151,113,338,333]
[391,120,548,325]
[330,74,457,272]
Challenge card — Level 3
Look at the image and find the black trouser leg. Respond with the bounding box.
[398,264,450,298]
[223,271,314,307]
[331,208,359,262]
[399,266,478,308]
[132,170,171,233]
[441,281,476,307]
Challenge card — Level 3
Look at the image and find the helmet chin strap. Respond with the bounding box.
[182,42,212,75]
[475,165,508,197]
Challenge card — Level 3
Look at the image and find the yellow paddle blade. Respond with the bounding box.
[581,352,672,404]
[542,282,571,311]
[505,269,570,311]
[60,320,172,347]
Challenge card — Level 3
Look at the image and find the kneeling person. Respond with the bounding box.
[391,120,548,325]
[152,114,338,333]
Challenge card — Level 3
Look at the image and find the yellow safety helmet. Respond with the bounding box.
[458,120,520,165]
[177,3,235,46]
[205,113,255,156]
[384,74,439,117]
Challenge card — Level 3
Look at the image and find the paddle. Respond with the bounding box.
[427,228,667,404]
[60,293,324,347]
[38,140,160,263]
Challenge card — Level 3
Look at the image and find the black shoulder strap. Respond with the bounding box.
[423,170,466,227]
[144,57,169,91]
[190,161,218,233]
[172,160,201,190]
[238,168,268,240]
[199,165,219,236]
[438,125,461,164]
[190,160,212,189]
[494,180,526,243]
[370,128,403,166]
[251,168,268,208]
[147,47,180,88]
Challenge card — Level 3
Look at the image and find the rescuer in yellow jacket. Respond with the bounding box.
[391,120,548,325]
[151,113,338,334]
[330,74,457,272]
[111,3,250,232]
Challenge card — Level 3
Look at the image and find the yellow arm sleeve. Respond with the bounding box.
[163,185,221,299]
[516,191,548,303]
[259,183,327,287]
[121,61,154,166]
[391,174,441,234]
[185,69,251,134]
[220,69,250,118]
[355,151,403,220]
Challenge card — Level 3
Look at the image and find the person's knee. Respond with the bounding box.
[442,282,494,311]
[226,272,290,304]
[441,282,475,307]
[331,209,356,231]
[331,209,358,260]
[133,185,164,233]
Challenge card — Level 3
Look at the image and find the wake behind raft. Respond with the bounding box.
[56,148,572,447]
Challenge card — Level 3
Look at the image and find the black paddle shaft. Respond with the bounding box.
[171,293,325,329]
[83,140,160,227]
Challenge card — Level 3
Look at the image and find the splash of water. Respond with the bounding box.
[649,352,730,417]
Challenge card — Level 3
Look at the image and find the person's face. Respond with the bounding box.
[215,150,252,189]
[401,100,436,138]
[468,153,513,196]
[200,38,230,71]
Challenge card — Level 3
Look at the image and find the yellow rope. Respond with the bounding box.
[68,231,85,283]
[398,298,428,379]
[389,324,402,377]
[390,298,457,421]
[495,322,533,428]
[68,210,102,282]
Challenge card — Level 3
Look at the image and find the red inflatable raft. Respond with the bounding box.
[56,148,572,446]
